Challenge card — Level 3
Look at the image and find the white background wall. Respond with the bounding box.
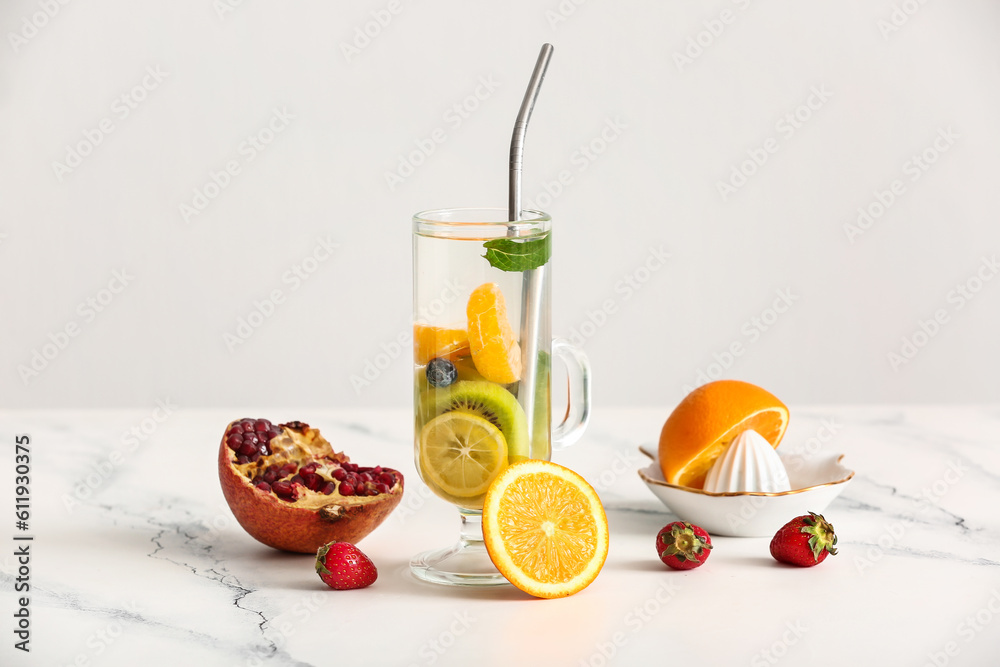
[2,0,999,409]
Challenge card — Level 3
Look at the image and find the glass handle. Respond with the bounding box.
[551,337,591,450]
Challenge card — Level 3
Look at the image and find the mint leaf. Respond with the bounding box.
[482,235,551,272]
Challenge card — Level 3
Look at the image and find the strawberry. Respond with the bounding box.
[315,541,378,589]
[656,521,713,570]
[770,512,838,567]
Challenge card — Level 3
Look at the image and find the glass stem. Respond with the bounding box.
[458,509,485,547]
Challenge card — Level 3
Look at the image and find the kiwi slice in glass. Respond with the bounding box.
[419,380,529,462]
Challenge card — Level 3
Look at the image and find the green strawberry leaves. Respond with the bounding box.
[315,543,333,575]
[801,512,838,560]
[660,522,713,562]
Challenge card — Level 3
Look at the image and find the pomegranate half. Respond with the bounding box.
[218,418,403,553]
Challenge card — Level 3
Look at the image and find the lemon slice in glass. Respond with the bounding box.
[419,411,508,498]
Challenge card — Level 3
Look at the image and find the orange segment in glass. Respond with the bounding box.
[413,325,470,364]
[658,380,789,489]
[482,460,609,599]
[466,283,521,384]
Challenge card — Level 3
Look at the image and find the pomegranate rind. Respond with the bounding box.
[218,421,404,553]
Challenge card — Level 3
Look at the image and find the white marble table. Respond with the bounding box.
[1,407,998,666]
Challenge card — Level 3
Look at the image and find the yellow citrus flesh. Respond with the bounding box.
[466,283,521,384]
[419,411,508,500]
[483,460,609,599]
[413,325,470,365]
[658,380,789,489]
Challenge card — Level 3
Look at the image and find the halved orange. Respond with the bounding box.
[659,380,789,489]
[482,460,609,599]
[466,283,521,384]
[413,324,470,364]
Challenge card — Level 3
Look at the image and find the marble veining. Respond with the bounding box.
[2,406,999,666]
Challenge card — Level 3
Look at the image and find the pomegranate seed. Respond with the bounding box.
[238,442,256,457]
[256,482,271,492]
[340,483,355,496]
[375,483,390,494]
[272,480,293,498]
[254,420,269,432]
[300,463,318,475]
[332,468,347,481]
[372,466,383,475]
[377,473,395,486]
[280,464,297,478]
[249,452,261,463]
[303,473,321,491]
[343,463,358,473]
[227,434,244,449]
[259,444,271,456]
[290,475,305,486]
[241,422,255,433]
[320,482,336,495]
[360,473,373,483]
[268,425,281,437]
[262,469,278,484]
[243,433,260,446]
[367,486,379,497]
[236,454,250,464]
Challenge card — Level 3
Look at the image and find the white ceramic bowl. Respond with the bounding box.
[637,446,854,537]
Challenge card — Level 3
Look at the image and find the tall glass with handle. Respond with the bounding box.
[410,207,591,586]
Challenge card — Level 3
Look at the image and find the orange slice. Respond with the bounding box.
[413,325,470,364]
[482,460,609,599]
[658,380,789,489]
[466,283,521,384]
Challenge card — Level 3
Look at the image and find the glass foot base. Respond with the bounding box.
[410,509,510,587]
[410,541,509,587]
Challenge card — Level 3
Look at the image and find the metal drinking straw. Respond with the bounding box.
[509,44,554,452]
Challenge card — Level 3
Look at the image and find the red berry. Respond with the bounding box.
[315,542,377,590]
[656,521,713,570]
[770,512,838,567]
